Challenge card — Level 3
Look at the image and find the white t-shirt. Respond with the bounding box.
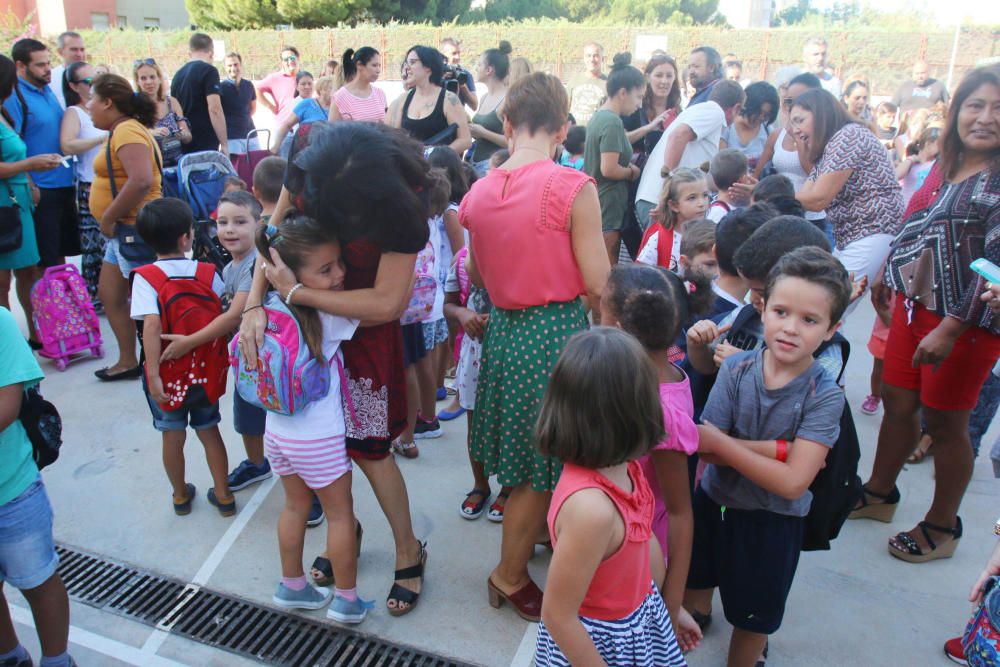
[130,259,225,320]
[705,200,732,223]
[68,105,107,183]
[49,65,66,109]
[265,312,359,440]
[636,101,726,206]
[635,229,682,273]
[427,215,445,322]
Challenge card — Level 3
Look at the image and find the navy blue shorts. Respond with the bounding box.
[142,379,221,433]
[686,486,803,635]
[233,388,266,436]
[401,322,426,367]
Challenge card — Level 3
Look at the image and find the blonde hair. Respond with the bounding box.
[508,57,533,86]
[133,61,166,102]
[314,75,337,100]
[656,168,708,231]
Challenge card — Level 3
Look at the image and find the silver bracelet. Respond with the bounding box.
[284,282,304,306]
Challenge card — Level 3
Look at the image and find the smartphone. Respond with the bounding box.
[971,258,1000,284]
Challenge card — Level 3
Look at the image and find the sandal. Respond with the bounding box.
[387,541,427,617]
[847,484,899,523]
[889,517,963,563]
[459,488,491,520]
[487,576,543,622]
[487,487,512,523]
[907,432,933,464]
[392,439,419,459]
[310,521,363,587]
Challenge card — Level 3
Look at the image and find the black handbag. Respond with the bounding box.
[0,178,22,254]
[106,131,160,263]
[423,123,458,147]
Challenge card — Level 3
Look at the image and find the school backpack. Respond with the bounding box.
[229,291,335,416]
[133,263,228,411]
[30,264,104,371]
[400,240,437,325]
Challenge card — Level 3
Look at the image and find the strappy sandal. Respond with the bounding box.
[459,488,491,520]
[847,484,899,523]
[487,487,512,523]
[907,433,933,464]
[310,521,363,587]
[392,439,419,459]
[889,517,963,563]
[387,541,427,617]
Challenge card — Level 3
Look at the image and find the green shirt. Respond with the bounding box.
[0,307,42,506]
[583,109,633,233]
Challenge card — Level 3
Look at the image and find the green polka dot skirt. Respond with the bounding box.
[470,299,588,492]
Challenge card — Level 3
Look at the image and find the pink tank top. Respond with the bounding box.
[548,461,655,620]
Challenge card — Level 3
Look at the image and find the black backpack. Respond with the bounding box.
[18,385,62,470]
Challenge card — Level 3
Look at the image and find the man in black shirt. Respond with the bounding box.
[221,51,257,153]
[169,33,227,157]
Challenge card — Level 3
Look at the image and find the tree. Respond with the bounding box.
[186,0,281,29]
[607,0,718,24]
[464,0,564,21]
[276,0,371,26]
[369,0,471,22]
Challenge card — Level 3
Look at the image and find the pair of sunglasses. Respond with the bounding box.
[74,76,94,86]
[133,58,156,69]
[282,56,298,63]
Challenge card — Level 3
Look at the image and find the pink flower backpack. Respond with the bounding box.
[30,264,103,371]
[400,239,437,325]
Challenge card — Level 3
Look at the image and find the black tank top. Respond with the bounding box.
[401,87,448,142]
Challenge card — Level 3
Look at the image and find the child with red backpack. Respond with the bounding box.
[130,198,235,517]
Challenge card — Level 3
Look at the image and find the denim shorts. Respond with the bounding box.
[421,317,448,352]
[233,389,266,436]
[0,477,59,590]
[143,380,222,433]
[103,237,150,279]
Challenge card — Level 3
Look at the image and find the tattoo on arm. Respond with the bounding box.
[446,92,461,106]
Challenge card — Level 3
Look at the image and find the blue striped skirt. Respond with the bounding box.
[534,584,686,666]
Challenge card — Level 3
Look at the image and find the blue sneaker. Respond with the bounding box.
[227,459,272,491]
[326,594,374,624]
[272,582,333,610]
[307,494,325,527]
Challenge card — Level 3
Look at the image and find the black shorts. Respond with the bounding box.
[34,186,80,266]
[401,322,426,367]
[686,486,804,635]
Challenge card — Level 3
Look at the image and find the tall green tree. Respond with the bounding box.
[276,0,371,26]
[186,0,281,29]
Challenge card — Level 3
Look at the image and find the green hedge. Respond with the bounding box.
[77,22,999,96]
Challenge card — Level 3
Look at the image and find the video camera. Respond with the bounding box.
[442,64,472,93]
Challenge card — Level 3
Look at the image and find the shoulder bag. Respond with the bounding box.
[106,127,161,263]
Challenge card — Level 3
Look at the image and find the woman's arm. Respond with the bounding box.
[796,168,852,212]
[652,450,693,629]
[98,143,154,236]
[443,209,464,257]
[170,98,193,145]
[569,182,611,308]
[270,113,300,154]
[444,91,472,155]
[600,152,639,181]
[328,101,343,123]
[60,109,101,156]
[895,156,917,180]
[387,93,406,128]
[469,123,507,149]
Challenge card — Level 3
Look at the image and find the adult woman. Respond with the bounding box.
[461,72,609,621]
[271,72,331,155]
[0,55,61,344]
[622,54,682,158]
[842,78,873,122]
[720,81,778,170]
[133,59,190,168]
[584,54,643,264]
[792,88,903,315]
[60,61,107,308]
[328,47,386,124]
[389,46,471,154]
[508,57,533,86]
[853,69,1000,562]
[468,41,512,175]
[89,74,162,381]
[239,122,430,617]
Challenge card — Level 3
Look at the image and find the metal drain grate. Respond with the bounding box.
[55,545,475,667]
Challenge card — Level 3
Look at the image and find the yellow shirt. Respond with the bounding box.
[89,118,162,226]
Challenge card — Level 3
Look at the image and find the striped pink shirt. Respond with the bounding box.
[332,86,387,123]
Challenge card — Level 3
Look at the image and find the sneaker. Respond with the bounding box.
[227,458,272,491]
[0,646,32,667]
[307,494,325,527]
[327,594,375,624]
[414,417,443,440]
[944,637,968,665]
[861,394,881,415]
[272,582,333,610]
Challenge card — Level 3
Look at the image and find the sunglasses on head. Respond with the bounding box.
[133,58,156,69]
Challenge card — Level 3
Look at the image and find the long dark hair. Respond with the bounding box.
[791,88,857,163]
[741,81,779,130]
[341,47,378,83]
[938,68,1000,179]
[0,55,17,126]
[642,55,681,122]
[92,73,157,128]
[406,45,445,86]
[427,146,469,204]
[63,61,89,108]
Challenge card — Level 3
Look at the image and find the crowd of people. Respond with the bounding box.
[0,27,999,667]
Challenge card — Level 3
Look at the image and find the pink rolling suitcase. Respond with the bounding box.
[30,264,103,370]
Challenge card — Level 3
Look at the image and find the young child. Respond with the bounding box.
[559,125,586,171]
[706,149,749,222]
[874,100,898,151]
[678,219,718,282]
[636,168,710,272]
[748,174,805,218]
[252,156,287,223]
[209,177,249,221]
[254,215,369,624]
[896,125,941,207]
[708,203,777,320]
[159,191,272,491]
[862,292,893,416]
[532,327,686,667]
[688,246,851,667]
[601,264,714,653]
[130,198,235,517]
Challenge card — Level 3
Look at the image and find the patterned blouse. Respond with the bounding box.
[810,122,903,249]
[886,167,1000,332]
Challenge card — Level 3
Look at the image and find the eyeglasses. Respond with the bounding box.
[133,58,156,69]
[74,77,94,85]
[782,97,795,108]
[282,56,298,63]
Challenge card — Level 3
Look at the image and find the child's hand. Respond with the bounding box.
[160,334,195,362]
[263,248,297,296]
[148,375,169,404]
[687,320,729,348]
[713,341,741,368]
[674,607,704,652]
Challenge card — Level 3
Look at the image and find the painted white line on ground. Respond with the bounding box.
[140,474,278,657]
[509,622,537,667]
[9,603,188,667]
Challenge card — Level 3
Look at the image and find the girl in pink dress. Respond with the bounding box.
[599,262,714,652]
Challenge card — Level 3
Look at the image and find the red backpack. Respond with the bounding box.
[134,263,228,411]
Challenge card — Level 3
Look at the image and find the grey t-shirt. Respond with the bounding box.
[221,250,256,312]
[700,349,844,517]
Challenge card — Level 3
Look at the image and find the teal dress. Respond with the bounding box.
[0,122,38,269]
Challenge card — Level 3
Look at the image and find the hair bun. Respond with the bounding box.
[498,40,512,55]
[611,52,632,70]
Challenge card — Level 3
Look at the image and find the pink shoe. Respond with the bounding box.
[861,394,881,415]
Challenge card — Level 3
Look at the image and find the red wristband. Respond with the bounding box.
[775,439,789,463]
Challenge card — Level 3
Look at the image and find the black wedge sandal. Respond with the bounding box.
[847,484,899,523]
[889,517,962,563]
[387,541,427,617]
[309,521,363,587]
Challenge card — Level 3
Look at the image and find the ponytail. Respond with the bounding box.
[341,46,379,83]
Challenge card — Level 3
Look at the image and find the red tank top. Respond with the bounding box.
[548,461,655,620]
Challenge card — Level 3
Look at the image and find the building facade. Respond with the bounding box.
[1,0,189,35]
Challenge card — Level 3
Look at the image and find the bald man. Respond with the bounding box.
[892,61,949,114]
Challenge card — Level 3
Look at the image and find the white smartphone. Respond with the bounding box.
[971,258,1000,284]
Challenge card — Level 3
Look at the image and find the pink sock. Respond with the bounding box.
[282,576,307,591]
[335,587,358,602]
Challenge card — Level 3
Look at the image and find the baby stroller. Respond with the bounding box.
[177,151,238,274]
